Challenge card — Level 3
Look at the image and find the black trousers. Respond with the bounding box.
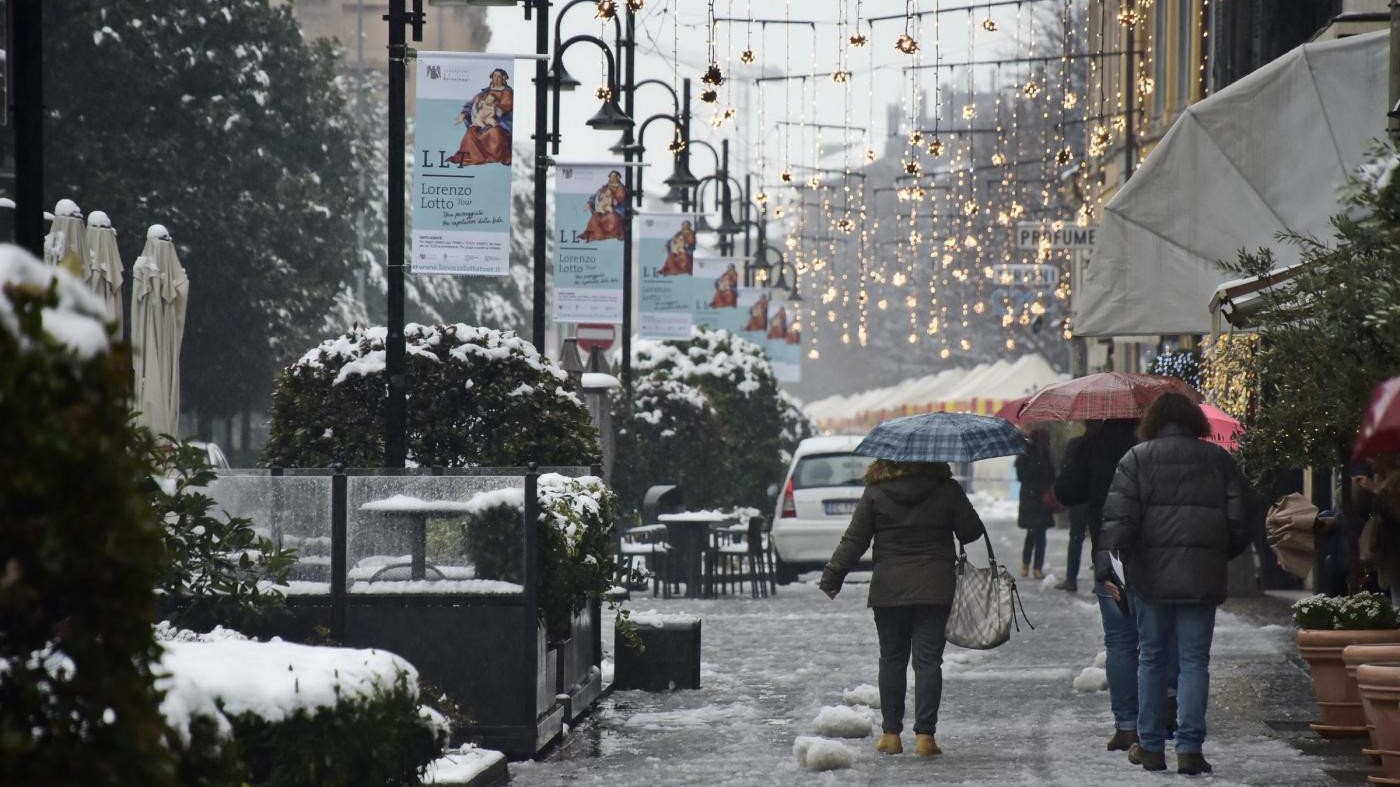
[873,603,952,735]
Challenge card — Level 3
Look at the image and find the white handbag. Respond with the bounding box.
[945,533,1033,650]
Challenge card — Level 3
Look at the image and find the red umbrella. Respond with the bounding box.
[1353,376,1400,463]
[1201,403,1244,451]
[994,396,1029,426]
[1018,372,1202,423]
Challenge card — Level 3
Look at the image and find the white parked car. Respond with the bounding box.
[770,435,874,584]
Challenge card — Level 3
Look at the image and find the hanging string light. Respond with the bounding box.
[701,0,723,103]
[896,0,919,54]
[741,0,756,63]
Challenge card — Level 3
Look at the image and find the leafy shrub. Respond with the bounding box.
[456,475,625,641]
[157,627,445,787]
[628,328,792,509]
[0,249,175,785]
[262,324,598,468]
[149,440,296,632]
[1291,594,1340,630]
[1335,592,1398,630]
[228,671,443,787]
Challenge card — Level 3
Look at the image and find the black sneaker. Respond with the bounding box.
[1106,729,1138,751]
[1054,579,1078,592]
[1128,743,1167,771]
[1177,752,1213,775]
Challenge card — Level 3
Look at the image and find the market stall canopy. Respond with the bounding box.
[804,354,1066,434]
[1075,30,1387,337]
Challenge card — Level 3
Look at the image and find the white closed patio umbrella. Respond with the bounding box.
[131,224,189,439]
[84,210,124,335]
[43,199,88,278]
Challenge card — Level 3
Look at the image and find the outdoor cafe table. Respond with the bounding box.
[657,511,736,599]
[359,495,474,581]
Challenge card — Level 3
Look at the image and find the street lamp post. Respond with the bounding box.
[383,0,426,468]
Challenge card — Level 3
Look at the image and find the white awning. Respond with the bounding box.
[1074,30,1387,337]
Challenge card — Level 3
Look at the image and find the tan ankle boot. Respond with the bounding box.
[875,733,903,754]
[915,733,942,756]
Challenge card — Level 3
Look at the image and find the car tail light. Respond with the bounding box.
[780,479,796,518]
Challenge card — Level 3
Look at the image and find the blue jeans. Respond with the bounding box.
[1064,514,1087,581]
[1096,580,1139,730]
[1021,527,1047,569]
[1135,598,1216,754]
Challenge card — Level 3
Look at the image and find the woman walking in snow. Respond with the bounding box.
[819,459,986,758]
[1015,428,1057,579]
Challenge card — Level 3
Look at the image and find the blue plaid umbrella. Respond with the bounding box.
[853,412,1027,463]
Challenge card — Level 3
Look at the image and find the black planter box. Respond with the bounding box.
[612,617,701,691]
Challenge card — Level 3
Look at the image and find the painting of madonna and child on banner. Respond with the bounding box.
[554,163,629,324]
[637,213,696,339]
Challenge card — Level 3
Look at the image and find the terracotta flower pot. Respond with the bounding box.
[1345,646,1400,754]
[1359,664,1400,785]
[1298,629,1400,738]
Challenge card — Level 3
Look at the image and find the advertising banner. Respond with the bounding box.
[692,255,743,332]
[636,212,695,339]
[766,298,802,382]
[738,287,771,347]
[554,163,628,323]
[412,52,515,275]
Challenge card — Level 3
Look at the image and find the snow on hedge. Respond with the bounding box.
[157,636,422,738]
[632,326,774,397]
[0,244,110,361]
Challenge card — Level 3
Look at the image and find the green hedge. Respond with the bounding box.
[263,324,598,468]
[0,250,175,785]
[610,376,728,515]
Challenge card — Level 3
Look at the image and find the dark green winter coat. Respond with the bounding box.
[819,462,986,606]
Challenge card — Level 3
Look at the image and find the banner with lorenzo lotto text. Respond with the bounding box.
[636,212,695,339]
[412,52,514,275]
[554,163,628,323]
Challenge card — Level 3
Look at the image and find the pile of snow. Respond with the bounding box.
[968,490,1019,521]
[842,683,880,708]
[1073,651,1110,692]
[811,705,872,738]
[1073,667,1108,692]
[154,621,250,643]
[793,736,854,772]
[425,744,506,785]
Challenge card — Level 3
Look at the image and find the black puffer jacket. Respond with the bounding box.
[820,464,986,607]
[1053,421,1138,548]
[1098,424,1251,604]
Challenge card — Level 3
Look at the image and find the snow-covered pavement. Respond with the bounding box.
[509,505,1335,787]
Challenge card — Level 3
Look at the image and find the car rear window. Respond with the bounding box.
[792,453,874,490]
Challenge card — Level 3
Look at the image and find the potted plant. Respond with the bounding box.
[1294,592,1400,737]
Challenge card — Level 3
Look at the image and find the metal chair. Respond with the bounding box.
[618,524,674,598]
[703,514,772,599]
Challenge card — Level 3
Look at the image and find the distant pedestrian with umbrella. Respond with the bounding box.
[131,225,188,439]
[1099,392,1250,775]
[1016,428,1057,579]
[819,412,1021,758]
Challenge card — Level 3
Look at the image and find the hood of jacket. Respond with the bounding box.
[875,473,946,506]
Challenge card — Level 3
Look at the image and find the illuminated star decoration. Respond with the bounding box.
[849,33,868,47]
[626,0,644,9]
[740,49,756,64]
[595,0,617,20]
[926,137,944,157]
[595,85,613,100]
[702,63,724,86]
[832,70,851,83]
[701,89,718,103]
[981,18,998,31]
[895,33,919,54]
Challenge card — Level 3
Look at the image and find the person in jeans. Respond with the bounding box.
[820,459,986,758]
[1054,418,1145,751]
[1099,393,1250,776]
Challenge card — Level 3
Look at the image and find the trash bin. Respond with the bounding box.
[642,484,684,525]
[613,613,701,691]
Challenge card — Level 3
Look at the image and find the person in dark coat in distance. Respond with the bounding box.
[1099,393,1250,776]
[1054,418,1148,752]
[1053,434,1091,593]
[820,459,986,759]
[1015,428,1057,579]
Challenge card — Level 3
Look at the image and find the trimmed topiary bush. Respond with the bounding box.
[262,324,599,468]
[609,375,728,516]
[158,627,446,787]
[0,247,175,785]
[627,327,793,509]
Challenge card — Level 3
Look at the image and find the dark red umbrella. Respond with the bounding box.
[1018,372,1202,423]
[994,396,1030,426]
[1353,376,1400,463]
